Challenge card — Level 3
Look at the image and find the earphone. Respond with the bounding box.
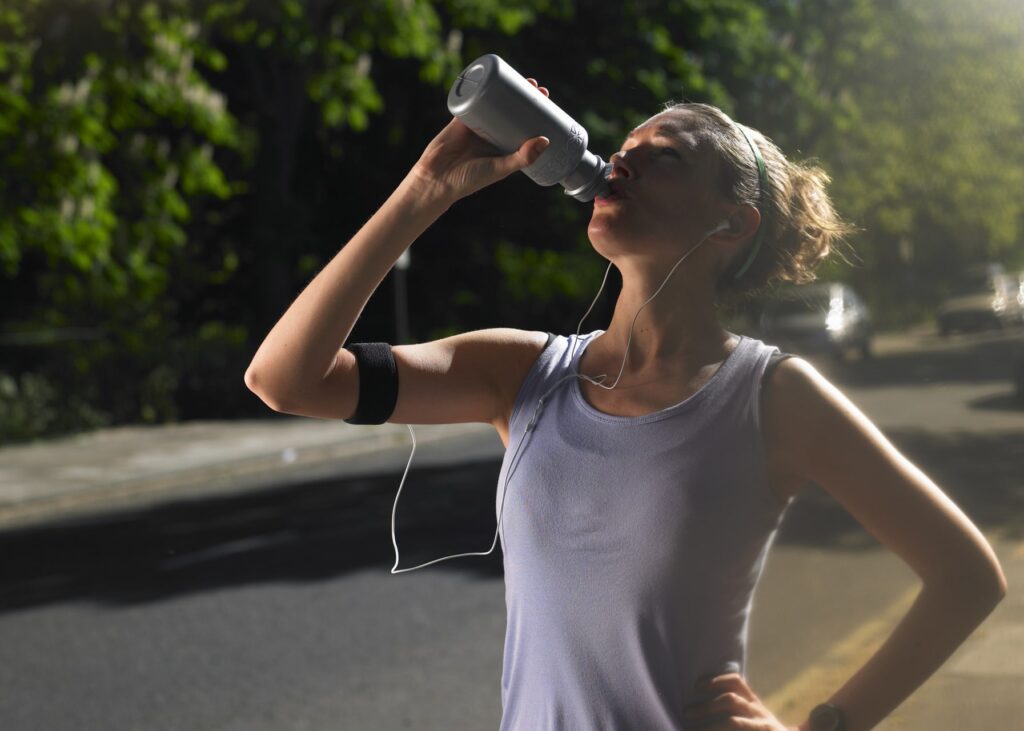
[389,221,732,574]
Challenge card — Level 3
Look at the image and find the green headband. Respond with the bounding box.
[732,125,770,279]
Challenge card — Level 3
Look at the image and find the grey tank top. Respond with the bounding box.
[494,329,794,730]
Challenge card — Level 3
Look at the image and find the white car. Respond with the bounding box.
[757,282,873,361]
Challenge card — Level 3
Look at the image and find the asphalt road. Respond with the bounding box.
[0,326,1020,730]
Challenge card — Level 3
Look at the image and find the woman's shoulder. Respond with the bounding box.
[759,354,849,497]
[764,348,795,380]
[489,328,562,428]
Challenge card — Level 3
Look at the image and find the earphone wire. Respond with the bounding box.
[390,222,726,574]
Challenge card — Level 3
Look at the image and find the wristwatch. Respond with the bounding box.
[809,702,846,731]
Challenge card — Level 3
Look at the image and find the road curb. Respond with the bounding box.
[0,421,492,532]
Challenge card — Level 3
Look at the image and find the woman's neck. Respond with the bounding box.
[593,275,732,373]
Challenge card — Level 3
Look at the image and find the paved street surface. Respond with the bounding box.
[0,324,1021,729]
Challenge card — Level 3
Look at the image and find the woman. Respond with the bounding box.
[244,79,1007,731]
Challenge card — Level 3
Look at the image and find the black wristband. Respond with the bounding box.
[342,342,399,425]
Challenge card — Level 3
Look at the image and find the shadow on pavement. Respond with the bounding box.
[0,458,507,613]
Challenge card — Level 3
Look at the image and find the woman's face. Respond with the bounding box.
[587,109,728,261]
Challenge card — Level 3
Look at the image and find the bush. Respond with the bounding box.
[0,370,110,444]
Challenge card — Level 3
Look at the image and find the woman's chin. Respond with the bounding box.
[587,216,629,240]
[587,229,647,259]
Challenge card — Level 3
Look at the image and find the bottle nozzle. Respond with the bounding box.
[563,159,614,202]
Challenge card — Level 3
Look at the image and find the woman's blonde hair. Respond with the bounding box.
[661,102,858,306]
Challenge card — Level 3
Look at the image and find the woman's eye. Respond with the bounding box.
[658,147,679,157]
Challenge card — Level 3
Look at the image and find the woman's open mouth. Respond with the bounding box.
[594,193,624,206]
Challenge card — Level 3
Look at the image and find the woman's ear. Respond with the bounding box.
[713,205,761,244]
[712,205,762,274]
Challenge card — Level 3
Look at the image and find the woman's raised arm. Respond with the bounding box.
[244,89,552,430]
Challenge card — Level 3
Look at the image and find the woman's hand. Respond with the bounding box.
[683,671,801,730]
[407,78,552,205]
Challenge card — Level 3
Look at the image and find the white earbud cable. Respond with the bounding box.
[390,223,727,573]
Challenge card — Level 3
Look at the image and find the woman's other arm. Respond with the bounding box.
[761,357,1008,731]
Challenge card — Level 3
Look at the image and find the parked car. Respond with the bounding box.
[1008,269,1024,322]
[757,282,873,361]
[937,263,1024,336]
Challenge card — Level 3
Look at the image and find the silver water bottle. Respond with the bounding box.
[446,53,612,202]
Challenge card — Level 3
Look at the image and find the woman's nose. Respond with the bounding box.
[610,150,633,178]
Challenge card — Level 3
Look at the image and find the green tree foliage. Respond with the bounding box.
[0,0,557,438]
[2,0,1021,441]
[775,0,1024,323]
[0,1,238,292]
[0,0,243,433]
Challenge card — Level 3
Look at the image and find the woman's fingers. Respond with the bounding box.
[497,136,550,177]
[525,77,550,97]
[682,691,759,725]
[412,77,551,201]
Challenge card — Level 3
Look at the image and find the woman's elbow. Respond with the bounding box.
[244,367,293,413]
[948,563,1008,605]
[991,562,1009,601]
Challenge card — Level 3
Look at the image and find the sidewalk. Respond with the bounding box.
[0,417,492,532]
[876,537,1023,730]
[768,532,1023,730]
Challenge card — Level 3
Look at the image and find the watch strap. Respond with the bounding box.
[809,702,846,731]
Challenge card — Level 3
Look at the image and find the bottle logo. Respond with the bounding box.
[527,124,586,186]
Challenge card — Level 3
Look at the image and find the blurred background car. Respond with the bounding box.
[1008,269,1024,323]
[936,263,1024,336]
[757,281,873,362]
